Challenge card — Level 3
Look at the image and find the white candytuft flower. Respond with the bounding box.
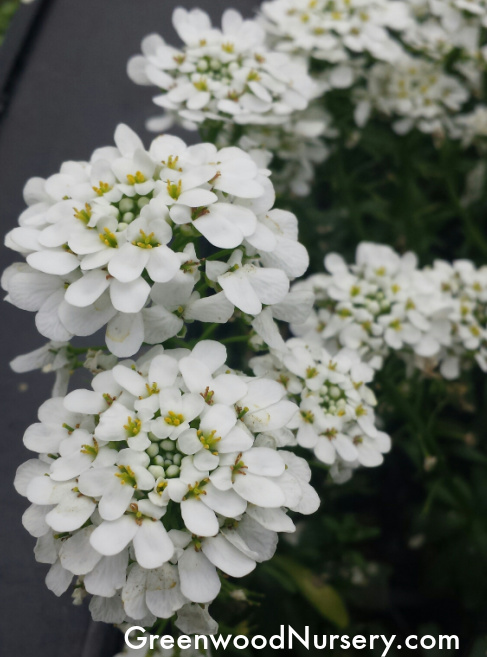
[291,242,487,380]
[127,8,317,130]
[454,106,487,146]
[14,341,319,625]
[354,55,470,136]
[3,125,308,357]
[251,337,391,479]
[260,0,410,85]
[420,259,487,378]
[291,242,449,364]
[400,0,487,66]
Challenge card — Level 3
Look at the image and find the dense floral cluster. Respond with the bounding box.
[15,341,319,624]
[251,337,391,481]
[8,0,487,647]
[260,0,410,76]
[291,242,487,379]
[354,56,470,135]
[126,2,487,198]
[2,124,308,356]
[402,0,487,65]
[128,8,317,130]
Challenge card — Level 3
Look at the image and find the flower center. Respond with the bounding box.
[197,429,221,455]
[183,478,209,500]
[231,453,248,479]
[126,171,146,185]
[99,227,118,248]
[167,179,182,200]
[116,465,137,487]
[124,416,142,437]
[164,411,184,426]
[132,229,161,249]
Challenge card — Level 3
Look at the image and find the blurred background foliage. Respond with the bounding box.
[0,0,19,45]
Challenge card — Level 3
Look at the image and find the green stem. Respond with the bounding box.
[221,335,249,345]
[206,248,234,261]
[66,345,107,355]
[199,323,219,341]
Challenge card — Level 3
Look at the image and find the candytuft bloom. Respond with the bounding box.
[3,125,308,357]
[128,8,317,130]
[15,342,319,624]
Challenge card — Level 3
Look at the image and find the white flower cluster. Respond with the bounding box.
[354,56,470,136]
[291,242,487,380]
[260,0,410,82]
[453,105,487,146]
[402,0,487,64]
[251,338,391,481]
[420,259,487,378]
[127,2,487,154]
[2,124,308,357]
[258,0,481,139]
[128,8,317,131]
[15,341,319,625]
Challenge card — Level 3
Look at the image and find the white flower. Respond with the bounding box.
[15,341,318,623]
[292,241,487,380]
[260,0,409,69]
[354,56,469,136]
[251,336,391,476]
[4,125,306,356]
[292,242,455,367]
[454,106,487,146]
[128,8,317,130]
[208,249,290,316]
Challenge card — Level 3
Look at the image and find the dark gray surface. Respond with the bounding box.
[0,1,257,655]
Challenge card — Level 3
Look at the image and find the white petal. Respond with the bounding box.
[121,564,149,620]
[203,483,247,517]
[64,389,106,414]
[178,548,220,603]
[109,278,150,313]
[64,270,110,308]
[27,250,79,275]
[233,472,286,507]
[59,527,102,575]
[85,551,128,596]
[106,312,144,357]
[246,506,295,533]
[133,520,174,569]
[202,535,256,578]
[99,479,134,521]
[22,504,51,537]
[46,560,72,596]
[46,494,96,532]
[108,243,150,283]
[219,272,261,315]
[242,447,285,476]
[14,459,49,496]
[181,498,219,537]
[114,124,145,157]
[146,564,186,618]
[146,246,180,283]
[90,516,138,556]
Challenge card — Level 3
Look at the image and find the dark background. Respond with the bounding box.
[0,1,256,654]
